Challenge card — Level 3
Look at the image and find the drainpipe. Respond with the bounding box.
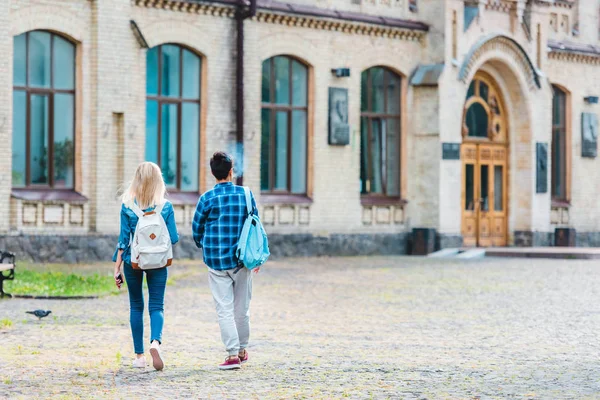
[235,0,257,185]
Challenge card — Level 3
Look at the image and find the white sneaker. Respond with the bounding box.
[150,341,164,371]
[132,356,146,368]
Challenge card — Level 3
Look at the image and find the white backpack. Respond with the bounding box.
[129,202,173,270]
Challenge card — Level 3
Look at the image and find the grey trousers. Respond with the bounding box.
[208,266,253,356]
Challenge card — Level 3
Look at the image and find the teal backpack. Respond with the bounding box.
[236,187,270,270]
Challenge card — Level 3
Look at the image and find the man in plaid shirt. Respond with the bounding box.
[192,151,259,370]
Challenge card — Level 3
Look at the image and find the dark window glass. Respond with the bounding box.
[12,90,27,186]
[13,34,26,86]
[386,72,401,115]
[465,164,474,210]
[161,103,178,188]
[480,165,489,211]
[360,117,368,193]
[53,36,75,90]
[30,94,49,184]
[370,67,384,113]
[360,67,402,197]
[28,31,51,88]
[260,56,308,194]
[182,49,200,99]
[551,85,567,200]
[466,102,488,137]
[274,111,288,191]
[479,82,489,103]
[12,31,76,188]
[292,60,307,107]
[261,59,271,103]
[146,44,202,191]
[260,108,271,191]
[181,103,199,191]
[466,81,475,100]
[53,93,74,187]
[146,100,159,163]
[494,165,503,211]
[291,110,307,194]
[161,45,181,98]
[360,72,367,111]
[147,47,159,96]
[274,56,290,105]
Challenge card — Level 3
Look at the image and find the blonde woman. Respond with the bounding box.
[113,162,179,370]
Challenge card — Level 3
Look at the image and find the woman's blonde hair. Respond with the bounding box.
[122,162,166,209]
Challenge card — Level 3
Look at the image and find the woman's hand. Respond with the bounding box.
[114,250,124,289]
[114,268,123,289]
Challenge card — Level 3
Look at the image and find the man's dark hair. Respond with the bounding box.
[210,151,233,180]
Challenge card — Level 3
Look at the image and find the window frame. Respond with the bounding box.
[12,30,76,189]
[260,55,309,196]
[145,44,202,193]
[360,66,403,200]
[551,84,570,204]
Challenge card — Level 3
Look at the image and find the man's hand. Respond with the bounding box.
[253,267,260,274]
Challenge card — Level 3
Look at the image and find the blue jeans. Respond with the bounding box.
[123,263,168,354]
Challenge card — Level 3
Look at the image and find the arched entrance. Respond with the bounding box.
[461,71,508,247]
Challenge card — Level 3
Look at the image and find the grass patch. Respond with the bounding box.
[5,269,119,297]
[0,318,12,329]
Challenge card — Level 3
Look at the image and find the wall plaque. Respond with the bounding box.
[582,112,598,158]
[328,87,350,146]
[442,143,460,160]
[536,142,548,194]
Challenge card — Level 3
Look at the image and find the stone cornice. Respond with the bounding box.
[533,0,574,9]
[548,39,600,64]
[253,11,425,40]
[548,50,600,65]
[134,0,428,41]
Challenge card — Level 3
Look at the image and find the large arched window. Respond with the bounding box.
[360,67,401,197]
[146,44,201,192]
[260,55,308,194]
[12,31,75,188]
[552,85,567,201]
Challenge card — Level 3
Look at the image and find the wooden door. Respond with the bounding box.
[461,144,478,247]
[461,143,507,247]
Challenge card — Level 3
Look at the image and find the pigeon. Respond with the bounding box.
[26,310,52,320]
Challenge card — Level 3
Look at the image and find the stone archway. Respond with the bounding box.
[459,35,542,246]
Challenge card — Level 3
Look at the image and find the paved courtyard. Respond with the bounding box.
[1,256,600,399]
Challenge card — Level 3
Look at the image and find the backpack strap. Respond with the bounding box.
[243,187,252,216]
[129,201,144,218]
[154,201,166,216]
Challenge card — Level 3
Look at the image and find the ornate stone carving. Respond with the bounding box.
[459,34,541,90]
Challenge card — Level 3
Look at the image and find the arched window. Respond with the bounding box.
[12,31,75,188]
[552,85,567,201]
[260,55,308,194]
[146,44,201,192]
[463,78,505,139]
[360,67,401,197]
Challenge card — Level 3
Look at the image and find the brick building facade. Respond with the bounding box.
[0,0,599,261]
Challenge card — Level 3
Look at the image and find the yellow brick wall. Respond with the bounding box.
[1,0,600,244]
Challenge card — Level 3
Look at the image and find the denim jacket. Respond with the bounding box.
[113,201,179,265]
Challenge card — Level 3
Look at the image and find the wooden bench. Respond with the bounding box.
[0,251,15,298]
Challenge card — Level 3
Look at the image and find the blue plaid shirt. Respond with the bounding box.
[192,182,258,270]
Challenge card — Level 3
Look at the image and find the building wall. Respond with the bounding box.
[2,0,600,260]
[0,0,424,252]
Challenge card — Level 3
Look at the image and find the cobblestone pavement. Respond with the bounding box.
[1,256,600,399]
